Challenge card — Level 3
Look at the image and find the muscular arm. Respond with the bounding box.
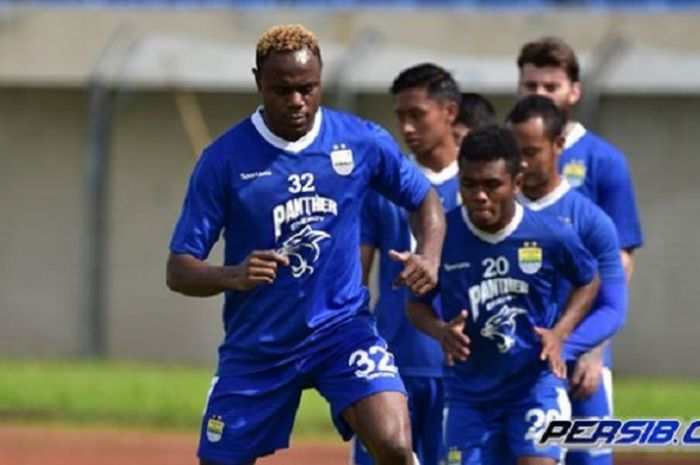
[409,188,446,266]
[406,301,469,366]
[166,250,289,297]
[553,273,601,340]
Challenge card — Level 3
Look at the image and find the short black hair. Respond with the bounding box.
[456,93,496,130]
[459,125,521,178]
[390,63,460,104]
[507,95,565,141]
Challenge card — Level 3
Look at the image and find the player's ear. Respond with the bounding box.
[554,134,565,153]
[445,100,459,125]
[252,68,262,92]
[513,171,524,194]
[568,81,582,107]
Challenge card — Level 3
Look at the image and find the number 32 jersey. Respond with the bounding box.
[170,107,430,375]
[427,203,597,404]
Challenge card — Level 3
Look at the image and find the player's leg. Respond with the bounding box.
[313,314,413,465]
[566,365,614,465]
[351,433,376,465]
[197,369,303,465]
[343,391,415,464]
[507,372,571,465]
[407,376,444,465]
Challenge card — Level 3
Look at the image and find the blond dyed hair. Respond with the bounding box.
[255,24,322,69]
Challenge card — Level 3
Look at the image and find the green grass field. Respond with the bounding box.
[1,359,699,439]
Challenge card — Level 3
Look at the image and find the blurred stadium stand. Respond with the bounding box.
[1,0,700,9]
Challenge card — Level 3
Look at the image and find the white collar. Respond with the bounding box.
[517,179,572,211]
[416,159,459,185]
[461,202,524,244]
[251,106,322,154]
[564,121,586,150]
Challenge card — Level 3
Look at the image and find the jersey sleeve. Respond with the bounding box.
[169,148,228,260]
[596,147,644,250]
[579,202,626,284]
[563,280,628,360]
[367,124,431,212]
[360,190,382,248]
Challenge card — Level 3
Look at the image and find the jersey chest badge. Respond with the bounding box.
[562,159,586,188]
[518,242,542,274]
[330,144,354,176]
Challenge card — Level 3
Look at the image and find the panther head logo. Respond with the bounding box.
[480,305,527,353]
[276,225,331,278]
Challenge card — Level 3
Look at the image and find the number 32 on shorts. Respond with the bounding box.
[348,345,399,380]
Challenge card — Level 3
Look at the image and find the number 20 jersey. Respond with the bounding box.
[432,203,596,404]
[170,107,431,376]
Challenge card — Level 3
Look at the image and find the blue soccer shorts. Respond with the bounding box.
[351,375,444,465]
[566,362,614,465]
[197,314,407,465]
[443,372,571,465]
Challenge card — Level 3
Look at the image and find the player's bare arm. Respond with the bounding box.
[406,302,470,366]
[621,249,635,283]
[571,340,606,399]
[390,188,445,295]
[535,272,600,378]
[166,250,289,296]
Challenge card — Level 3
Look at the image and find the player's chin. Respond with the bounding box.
[469,209,495,227]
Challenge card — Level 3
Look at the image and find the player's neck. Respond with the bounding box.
[414,140,458,173]
[482,202,517,234]
[522,174,563,201]
[563,120,578,137]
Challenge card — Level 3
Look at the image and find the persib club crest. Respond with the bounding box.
[330,144,354,176]
[518,242,542,274]
[562,159,586,188]
[206,415,225,443]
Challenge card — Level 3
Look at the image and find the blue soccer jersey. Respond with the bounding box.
[361,161,460,378]
[427,203,597,404]
[170,107,431,376]
[517,181,628,361]
[560,123,643,250]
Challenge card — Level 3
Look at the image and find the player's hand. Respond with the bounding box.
[388,249,439,295]
[571,349,605,399]
[436,310,470,366]
[534,326,566,379]
[232,250,289,291]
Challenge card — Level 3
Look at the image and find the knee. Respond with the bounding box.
[370,429,414,465]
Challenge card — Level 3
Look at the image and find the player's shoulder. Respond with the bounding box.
[322,107,395,142]
[202,114,257,160]
[577,127,628,164]
[522,206,579,246]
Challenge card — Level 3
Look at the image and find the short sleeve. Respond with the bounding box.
[169,148,228,260]
[596,149,644,250]
[366,124,431,212]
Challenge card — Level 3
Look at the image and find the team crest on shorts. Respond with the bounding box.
[562,159,586,188]
[330,144,354,176]
[447,447,462,465]
[518,242,542,274]
[206,415,225,443]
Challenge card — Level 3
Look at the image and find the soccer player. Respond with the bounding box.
[407,125,602,465]
[516,37,644,465]
[508,94,627,383]
[166,24,446,465]
[453,92,497,147]
[352,63,462,465]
